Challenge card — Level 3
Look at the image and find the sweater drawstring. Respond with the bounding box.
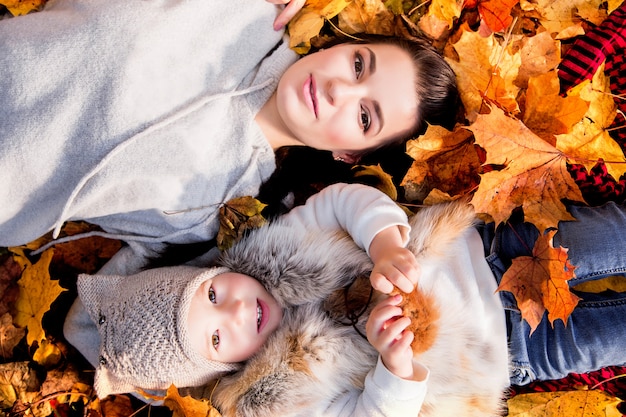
[49,79,274,241]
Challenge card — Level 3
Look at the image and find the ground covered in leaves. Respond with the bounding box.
[2,0,626,416]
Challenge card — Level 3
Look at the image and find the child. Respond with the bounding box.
[65,182,626,417]
[63,182,424,402]
[0,0,458,276]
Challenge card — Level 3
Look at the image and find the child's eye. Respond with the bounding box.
[360,105,371,132]
[354,52,364,78]
[212,330,220,350]
[208,287,216,303]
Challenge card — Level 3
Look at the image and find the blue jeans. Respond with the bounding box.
[479,202,626,385]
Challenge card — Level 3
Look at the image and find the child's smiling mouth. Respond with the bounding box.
[257,299,271,333]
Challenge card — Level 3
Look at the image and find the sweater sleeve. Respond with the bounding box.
[321,356,428,417]
[283,183,410,255]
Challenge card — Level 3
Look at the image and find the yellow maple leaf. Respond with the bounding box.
[427,0,462,28]
[507,389,623,417]
[32,338,62,368]
[0,0,46,16]
[468,105,585,232]
[10,248,65,346]
[337,0,396,35]
[217,196,267,251]
[556,62,625,181]
[523,71,589,143]
[163,385,222,417]
[497,230,580,333]
[288,0,352,54]
[447,29,521,120]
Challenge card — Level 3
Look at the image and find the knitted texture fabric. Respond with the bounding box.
[77,266,237,398]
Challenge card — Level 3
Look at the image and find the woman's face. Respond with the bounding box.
[187,272,282,363]
[275,42,419,160]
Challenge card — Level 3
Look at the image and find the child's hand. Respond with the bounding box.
[366,294,415,379]
[369,226,419,294]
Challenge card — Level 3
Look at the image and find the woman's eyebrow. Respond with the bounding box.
[365,47,383,135]
[365,47,376,74]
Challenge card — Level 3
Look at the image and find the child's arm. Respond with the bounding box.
[286,182,411,256]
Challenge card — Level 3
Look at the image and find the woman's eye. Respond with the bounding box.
[360,106,371,132]
[212,330,220,350]
[208,287,216,303]
[354,52,364,78]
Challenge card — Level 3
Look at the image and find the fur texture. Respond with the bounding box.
[212,201,510,417]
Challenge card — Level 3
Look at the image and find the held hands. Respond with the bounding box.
[367,226,419,379]
[266,0,306,30]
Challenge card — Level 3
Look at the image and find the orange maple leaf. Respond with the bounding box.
[402,125,482,202]
[468,105,585,232]
[497,230,580,333]
[476,0,519,33]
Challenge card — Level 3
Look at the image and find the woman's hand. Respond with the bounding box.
[369,227,420,294]
[366,294,415,379]
[266,0,306,30]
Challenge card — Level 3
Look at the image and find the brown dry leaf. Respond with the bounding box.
[497,230,580,333]
[0,312,25,360]
[477,0,519,33]
[447,29,521,120]
[10,248,66,346]
[288,0,352,54]
[338,0,396,35]
[0,254,22,317]
[468,105,585,232]
[402,125,481,202]
[217,196,267,251]
[514,31,561,88]
[0,0,46,16]
[163,385,222,417]
[507,388,623,417]
[99,395,135,417]
[523,71,589,143]
[48,223,123,274]
[0,361,42,409]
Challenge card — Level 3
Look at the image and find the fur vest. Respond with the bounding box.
[212,201,510,417]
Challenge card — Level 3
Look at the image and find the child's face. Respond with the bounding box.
[187,272,282,363]
[275,42,418,157]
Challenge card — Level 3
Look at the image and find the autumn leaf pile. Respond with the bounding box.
[2,0,626,416]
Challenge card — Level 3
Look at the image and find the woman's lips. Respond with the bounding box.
[303,74,318,118]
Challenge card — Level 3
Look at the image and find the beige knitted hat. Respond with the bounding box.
[77,265,239,398]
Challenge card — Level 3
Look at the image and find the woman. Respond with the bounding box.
[0,0,458,274]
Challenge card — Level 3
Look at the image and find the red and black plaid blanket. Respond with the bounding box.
[559,1,626,206]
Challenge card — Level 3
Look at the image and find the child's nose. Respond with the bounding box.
[229,299,247,325]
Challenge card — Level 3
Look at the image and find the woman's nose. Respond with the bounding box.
[327,78,362,105]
